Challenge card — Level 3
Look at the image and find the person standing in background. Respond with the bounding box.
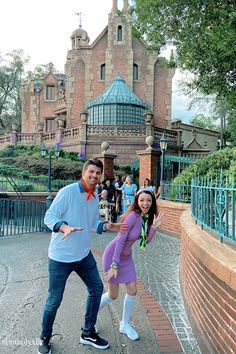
[113,174,123,215]
[121,176,137,213]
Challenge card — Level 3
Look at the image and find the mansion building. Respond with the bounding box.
[17,0,218,176]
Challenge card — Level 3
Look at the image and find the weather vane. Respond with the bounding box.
[75,12,83,28]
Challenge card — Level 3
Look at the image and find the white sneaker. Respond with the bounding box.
[119,321,139,340]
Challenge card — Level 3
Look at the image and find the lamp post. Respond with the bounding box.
[159,133,168,199]
[41,144,60,193]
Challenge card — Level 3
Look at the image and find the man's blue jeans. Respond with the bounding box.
[41,251,103,337]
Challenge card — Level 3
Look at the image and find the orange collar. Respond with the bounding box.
[81,178,96,201]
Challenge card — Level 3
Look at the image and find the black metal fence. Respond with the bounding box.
[0,199,47,236]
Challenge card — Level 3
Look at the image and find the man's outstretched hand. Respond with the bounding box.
[60,224,83,240]
[106,222,128,233]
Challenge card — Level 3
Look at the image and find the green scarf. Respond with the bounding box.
[140,213,149,250]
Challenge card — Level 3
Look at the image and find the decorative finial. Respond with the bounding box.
[112,0,118,13]
[123,0,129,13]
[145,136,155,150]
[101,141,110,153]
[48,62,53,72]
[75,12,83,28]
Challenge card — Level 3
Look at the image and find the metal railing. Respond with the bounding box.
[0,199,47,236]
[191,174,235,244]
[160,182,191,202]
[0,176,76,193]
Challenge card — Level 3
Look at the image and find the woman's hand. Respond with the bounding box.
[60,224,83,240]
[152,211,165,230]
[104,268,118,282]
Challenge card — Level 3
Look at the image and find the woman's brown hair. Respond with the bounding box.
[121,190,157,229]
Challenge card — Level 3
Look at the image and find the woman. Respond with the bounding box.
[121,176,137,213]
[140,178,156,194]
[98,189,164,341]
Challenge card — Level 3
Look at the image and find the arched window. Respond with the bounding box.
[133,64,139,80]
[100,64,105,80]
[117,25,123,41]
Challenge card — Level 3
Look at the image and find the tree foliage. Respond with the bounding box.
[174,147,236,184]
[131,0,236,108]
[0,50,29,131]
[190,114,219,130]
[32,63,59,80]
[227,109,236,146]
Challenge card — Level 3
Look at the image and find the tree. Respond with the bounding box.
[130,0,236,109]
[32,63,60,80]
[227,110,236,146]
[0,50,29,131]
[190,114,219,130]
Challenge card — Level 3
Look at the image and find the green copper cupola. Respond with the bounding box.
[87,74,149,125]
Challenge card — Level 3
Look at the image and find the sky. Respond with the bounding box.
[0,0,199,122]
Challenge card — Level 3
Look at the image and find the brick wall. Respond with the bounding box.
[180,209,236,354]
[157,199,190,237]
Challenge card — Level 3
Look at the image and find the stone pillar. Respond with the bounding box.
[36,122,44,145]
[136,136,161,187]
[10,123,18,145]
[55,118,65,146]
[95,142,117,181]
[79,111,88,158]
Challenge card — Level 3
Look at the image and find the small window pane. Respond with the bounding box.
[45,118,55,131]
[133,64,138,80]
[100,64,105,80]
[117,25,122,41]
[46,85,56,100]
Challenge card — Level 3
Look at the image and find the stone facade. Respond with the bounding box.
[19,1,175,159]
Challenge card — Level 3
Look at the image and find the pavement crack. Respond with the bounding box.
[0,261,9,297]
[14,275,48,284]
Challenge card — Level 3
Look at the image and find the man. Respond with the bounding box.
[38,159,128,354]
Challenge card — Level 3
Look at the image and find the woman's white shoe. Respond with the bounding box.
[119,321,139,340]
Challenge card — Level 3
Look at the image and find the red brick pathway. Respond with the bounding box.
[92,247,184,354]
[137,279,184,354]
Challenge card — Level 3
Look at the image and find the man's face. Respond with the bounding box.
[82,164,102,187]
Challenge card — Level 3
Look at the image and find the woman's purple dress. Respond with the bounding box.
[102,211,156,284]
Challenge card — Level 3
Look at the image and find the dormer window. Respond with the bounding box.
[117,25,123,41]
[100,64,105,80]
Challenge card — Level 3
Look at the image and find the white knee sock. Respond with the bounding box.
[99,292,113,311]
[122,294,136,324]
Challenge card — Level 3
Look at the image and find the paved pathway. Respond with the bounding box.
[0,229,201,354]
[0,233,159,354]
[91,231,201,354]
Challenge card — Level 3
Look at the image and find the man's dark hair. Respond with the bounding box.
[83,158,103,173]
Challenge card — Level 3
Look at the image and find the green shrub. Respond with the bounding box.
[174,147,236,185]
[17,182,34,192]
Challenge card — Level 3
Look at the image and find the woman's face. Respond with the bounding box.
[138,192,153,214]
[144,179,150,186]
[105,180,111,187]
[126,177,132,185]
